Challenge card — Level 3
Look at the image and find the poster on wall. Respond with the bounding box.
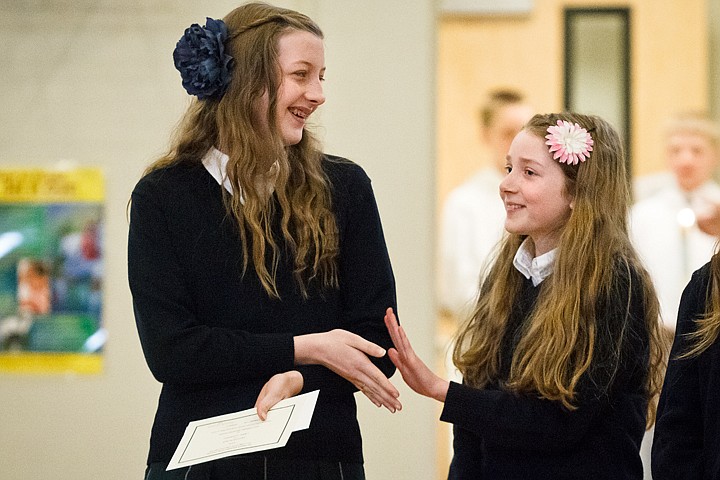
[0,167,104,374]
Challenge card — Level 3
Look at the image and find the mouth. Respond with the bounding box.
[505,202,524,212]
[290,107,310,120]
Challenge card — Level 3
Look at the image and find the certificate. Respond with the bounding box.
[167,390,319,470]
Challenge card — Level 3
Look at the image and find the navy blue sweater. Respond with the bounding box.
[652,261,720,479]
[128,156,397,465]
[442,267,650,479]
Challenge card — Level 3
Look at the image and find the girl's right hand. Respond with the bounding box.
[384,307,449,403]
[255,370,304,421]
[294,329,402,413]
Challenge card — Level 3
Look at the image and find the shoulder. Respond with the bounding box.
[133,162,206,198]
[322,155,373,201]
[322,154,370,184]
[680,261,712,309]
[631,189,678,217]
[605,257,650,308]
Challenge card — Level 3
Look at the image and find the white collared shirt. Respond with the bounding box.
[202,147,279,202]
[202,147,234,195]
[512,239,557,286]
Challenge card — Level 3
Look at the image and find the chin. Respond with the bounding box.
[282,130,304,146]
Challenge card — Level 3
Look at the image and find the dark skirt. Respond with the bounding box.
[144,456,365,480]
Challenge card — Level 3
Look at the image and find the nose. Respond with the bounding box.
[306,78,326,106]
[499,170,515,195]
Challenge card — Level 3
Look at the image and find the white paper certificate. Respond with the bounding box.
[167,390,319,470]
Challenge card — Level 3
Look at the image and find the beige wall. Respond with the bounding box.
[0,1,436,479]
[437,0,709,208]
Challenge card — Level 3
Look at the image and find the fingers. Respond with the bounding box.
[341,330,386,358]
[385,307,414,363]
[255,389,274,421]
[353,360,402,412]
[384,307,400,343]
[356,375,402,412]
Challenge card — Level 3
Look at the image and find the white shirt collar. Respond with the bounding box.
[202,147,280,203]
[202,147,234,195]
[512,239,557,286]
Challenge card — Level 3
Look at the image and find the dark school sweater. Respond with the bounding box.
[442,266,650,479]
[652,261,720,479]
[128,155,397,465]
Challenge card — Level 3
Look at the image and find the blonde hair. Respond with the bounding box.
[145,2,338,298]
[664,111,720,150]
[680,252,720,358]
[453,112,667,427]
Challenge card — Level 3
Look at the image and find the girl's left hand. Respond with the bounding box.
[384,307,449,402]
[255,370,304,420]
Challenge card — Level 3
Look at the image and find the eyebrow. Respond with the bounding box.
[506,155,545,167]
[288,60,325,70]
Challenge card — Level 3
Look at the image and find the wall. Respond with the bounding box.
[0,1,436,479]
[437,0,709,207]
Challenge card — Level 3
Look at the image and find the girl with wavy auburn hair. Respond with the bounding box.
[385,112,667,478]
[652,250,720,478]
[129,3,400,479]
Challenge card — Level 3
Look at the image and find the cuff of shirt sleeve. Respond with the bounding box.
[440,381,484,425]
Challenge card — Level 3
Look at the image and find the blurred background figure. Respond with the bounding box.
[438,88,534,319]
[631,112,720,335]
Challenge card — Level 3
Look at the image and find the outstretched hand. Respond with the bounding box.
[255,370,304,421]
[384,307,449,403]
[294,329,402,413]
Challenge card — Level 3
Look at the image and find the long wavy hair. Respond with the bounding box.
[145,2,338,298]
[681,252,720,358]
[453,113,667,427]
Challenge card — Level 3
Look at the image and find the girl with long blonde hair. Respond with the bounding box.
[129,3,400,479]
[386,112,666,479]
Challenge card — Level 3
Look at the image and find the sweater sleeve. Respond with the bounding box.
[440,381,603,452]
[298,161,398,394]
[128,175,295,386]
[441,264,649,453]
[651,267,707,480]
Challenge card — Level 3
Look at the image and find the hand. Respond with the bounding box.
[294,329,401,413]
[255,370,304,421]
[384,307,449,402]
[696,200,720,236]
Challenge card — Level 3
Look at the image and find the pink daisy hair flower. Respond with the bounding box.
[545,119,594,165]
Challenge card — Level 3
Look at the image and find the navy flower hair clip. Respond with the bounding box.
[173,17,234,100]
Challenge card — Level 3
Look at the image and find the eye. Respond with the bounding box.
[294,71,308,79]
[504,166,512,174]
[524,169,536,176]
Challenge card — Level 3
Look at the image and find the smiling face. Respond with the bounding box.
[270,29,326,146]
[500,130,574,256]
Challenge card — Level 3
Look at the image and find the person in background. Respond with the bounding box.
[439,88,534,318]
[386,113,667,479]
[128,3,400,479]
[652,253,720,479]
[631,112,720,334]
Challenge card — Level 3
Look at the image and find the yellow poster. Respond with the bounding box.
[0,168,104,374]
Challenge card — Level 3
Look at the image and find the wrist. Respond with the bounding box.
[434,379,450,403]
[293,333,322,365]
